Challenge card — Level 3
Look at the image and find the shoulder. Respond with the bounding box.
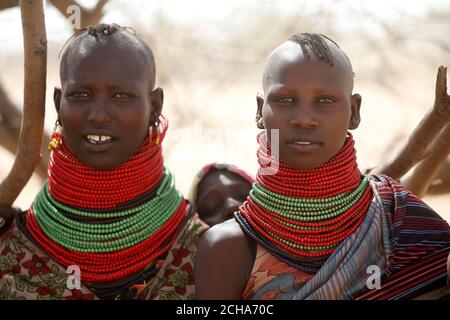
[195,219,255,299]
[200,218,247,247]
[370,174,442,218]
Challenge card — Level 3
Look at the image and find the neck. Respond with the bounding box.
[234,131,373,270]
[48,135,164,211]
[256,131,362,198]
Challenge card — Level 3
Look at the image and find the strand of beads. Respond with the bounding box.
[26,202,187,282]
[26,167,190,282]
[257,132,362,198]
[236,132,374,265]
[33,170,181,252]
[48,115,169,209]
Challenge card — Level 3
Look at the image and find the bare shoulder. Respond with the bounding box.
[195,219,254,299]
[200,218,247,248]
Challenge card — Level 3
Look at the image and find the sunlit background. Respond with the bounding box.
[1,0,449,220]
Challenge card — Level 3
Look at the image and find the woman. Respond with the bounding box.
[0,24,208,300]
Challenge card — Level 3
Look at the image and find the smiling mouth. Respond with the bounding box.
[291,141,316,145]
[287,139,322,152]
[85,134,114,145]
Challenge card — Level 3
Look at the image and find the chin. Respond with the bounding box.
[80,158,122,171]
[285,158,328,171]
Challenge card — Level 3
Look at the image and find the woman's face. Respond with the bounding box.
[196,169,252,226]
[55,41,161,170]
[258,41,361,170]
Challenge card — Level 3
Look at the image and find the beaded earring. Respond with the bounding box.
[149,121,161,146]
[48,119,63,150]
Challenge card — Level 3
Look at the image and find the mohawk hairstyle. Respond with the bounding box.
[59,23,156,88]
[289,33,339,67]
[59,23,138,57]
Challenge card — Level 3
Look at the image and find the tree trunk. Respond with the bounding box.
[0,0,47,206]
[403,125,450,197]
[0,84,48,179]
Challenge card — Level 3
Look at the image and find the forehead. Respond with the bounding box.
[198,169,251,193]
[61,38,151,85]
[264,41,353,93]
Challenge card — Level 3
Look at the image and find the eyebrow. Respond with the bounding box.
[64,82,141,91]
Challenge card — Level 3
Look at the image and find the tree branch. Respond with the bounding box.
[0,0,18,11]
[0,84,48,180]
[372,66,450,180]
[403,124,450,197]
[426,158,450,195]
[0,0,46,206]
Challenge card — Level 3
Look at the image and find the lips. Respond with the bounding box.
[286,137,322,152]
[83,132,117,152]
[85,134,113,144]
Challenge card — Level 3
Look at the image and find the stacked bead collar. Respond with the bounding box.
[24,116,190,285]
[235,132,373,272]
[47,119,167,209]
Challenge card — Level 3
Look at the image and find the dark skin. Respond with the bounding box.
[54,34,163,170]
[195,169,252,226]
[0,33,163,235]
[195,39,362,299]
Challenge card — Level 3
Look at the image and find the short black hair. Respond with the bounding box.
[289,33,340,67]
[289,33,355,78]
[59,23,156,88]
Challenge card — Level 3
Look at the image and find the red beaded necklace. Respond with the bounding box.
[256,132,362,198]
[237,132,373,263]
[25,116,190,283]
[47,118,168,209]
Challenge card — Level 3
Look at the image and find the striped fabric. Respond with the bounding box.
[292,175,392,299]
[240,174,450,300]
[354,175,450,300]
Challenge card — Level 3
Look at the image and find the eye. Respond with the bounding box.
[274,96,295,104]
[207,205,221,215]
[67,91,90,99]
[113,93,133,100]
[317,97,335,104]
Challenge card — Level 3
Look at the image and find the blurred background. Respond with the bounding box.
[0,0,449,220]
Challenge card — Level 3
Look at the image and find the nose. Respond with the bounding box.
[223,197,243,217]
[289,103,319,129]
[87,95,113,124]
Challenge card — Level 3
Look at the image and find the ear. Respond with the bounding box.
[53,87,62,115]
[348,93,361,130]
[150,87,164,123]
[256,92,265,129]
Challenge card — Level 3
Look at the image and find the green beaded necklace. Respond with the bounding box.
[250,175,369,222]
[247,175,370,252]
[33,168,183,253]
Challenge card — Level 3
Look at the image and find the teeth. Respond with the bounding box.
[86,134,112,143]
[293,141,312,145]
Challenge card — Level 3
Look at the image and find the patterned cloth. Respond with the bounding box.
[242,174,450,300]
[0,212,208,300]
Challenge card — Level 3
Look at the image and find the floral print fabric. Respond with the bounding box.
[0,213,207,300]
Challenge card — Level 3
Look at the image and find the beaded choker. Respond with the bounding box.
[47,126,165,210]
[25,116,190,284]
[235,132,373,272]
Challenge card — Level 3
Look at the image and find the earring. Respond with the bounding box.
[48,119,63,150]
[149,121,161,146]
